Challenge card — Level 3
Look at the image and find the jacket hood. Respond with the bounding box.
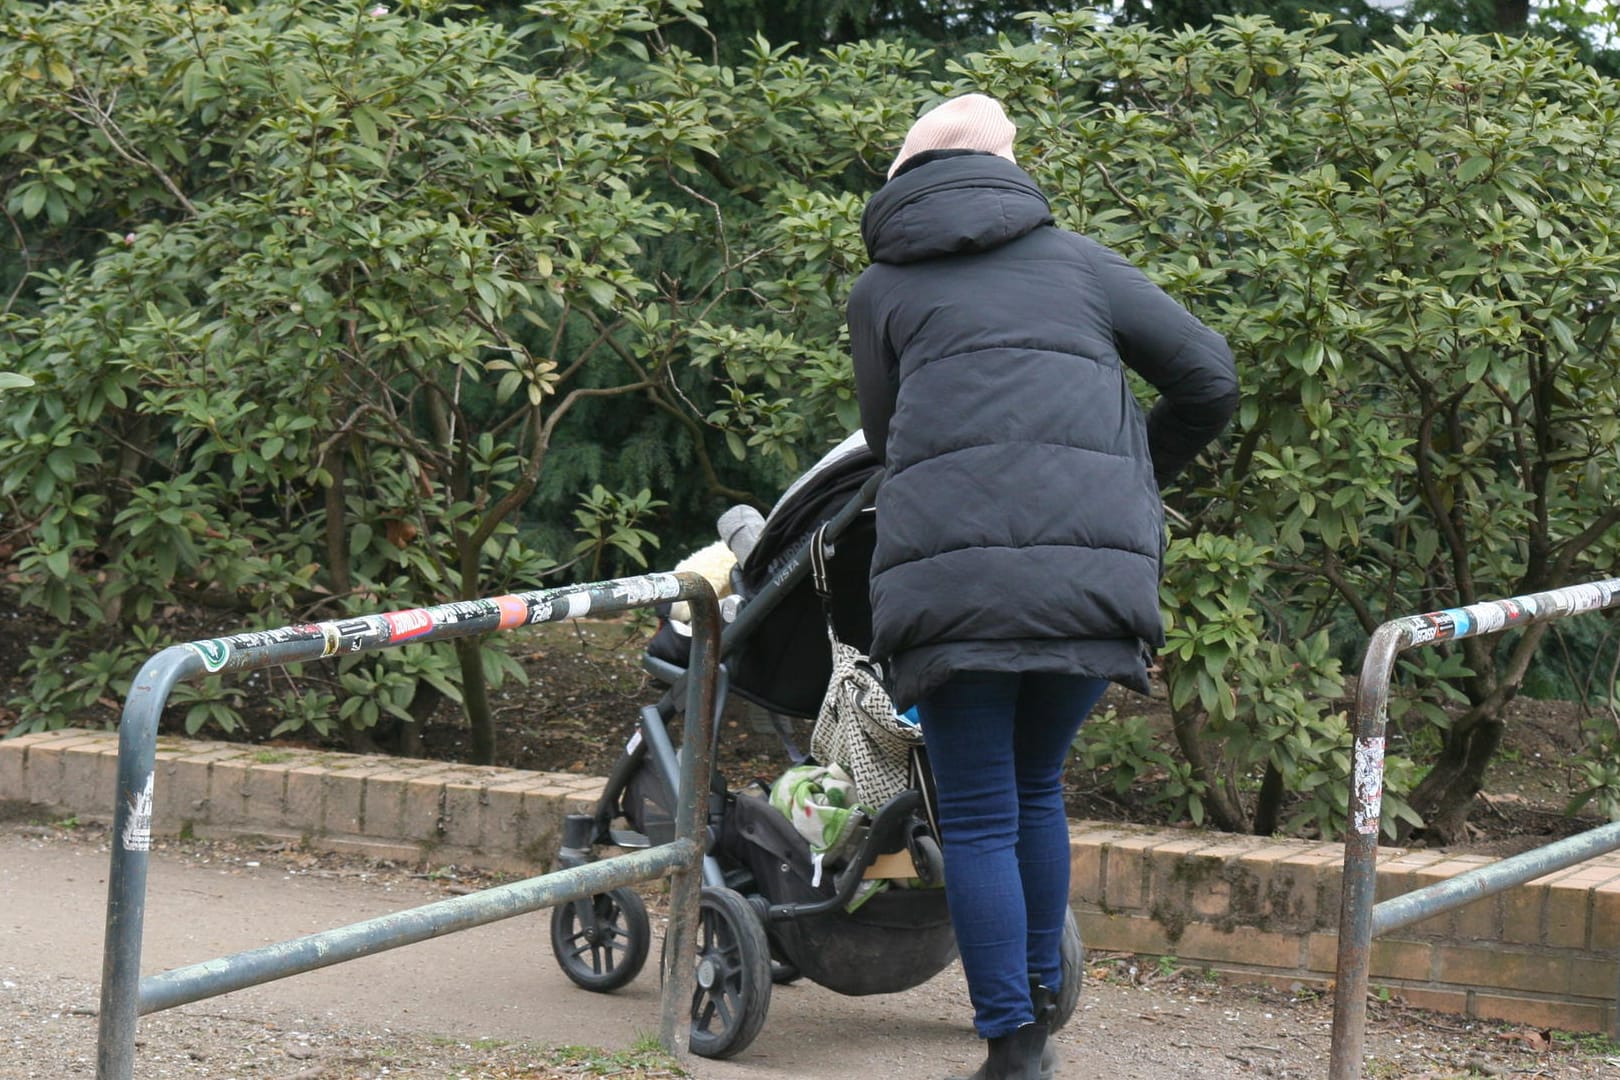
[860,152,1053,265]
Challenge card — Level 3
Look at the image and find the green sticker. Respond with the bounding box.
[190,639,230,672]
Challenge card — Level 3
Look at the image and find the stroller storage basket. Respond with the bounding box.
[720,788,954,997]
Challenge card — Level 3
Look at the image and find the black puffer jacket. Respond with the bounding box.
[847,151,1239,708]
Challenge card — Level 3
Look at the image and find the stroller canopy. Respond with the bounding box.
[729,433,881,719]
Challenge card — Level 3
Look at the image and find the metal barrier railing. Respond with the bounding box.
[1329,577,1620,1079]
[96,572,721,1080]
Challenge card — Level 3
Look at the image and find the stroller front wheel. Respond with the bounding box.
[667,885,772,1059]
[550,886,651,992]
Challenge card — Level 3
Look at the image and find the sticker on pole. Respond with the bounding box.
[1352,737,1385,836]
[122,774,154,852]
[189,639,231,672]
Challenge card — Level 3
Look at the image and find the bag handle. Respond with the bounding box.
[809,521,859,656]
[809,520,835,602]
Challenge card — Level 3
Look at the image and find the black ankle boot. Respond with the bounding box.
[946,1022,1048,1080]
[1030,981,1058,1080]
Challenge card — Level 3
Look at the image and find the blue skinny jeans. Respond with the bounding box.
[917,669,1108,1039]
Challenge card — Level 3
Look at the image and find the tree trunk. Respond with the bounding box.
[1168,702,1248,832]
[457,636,496,765]
[1251,761,1285,837]
[1403,713,1507,844]
[396,680,438,759]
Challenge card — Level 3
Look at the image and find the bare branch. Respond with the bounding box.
[65,89,199,216]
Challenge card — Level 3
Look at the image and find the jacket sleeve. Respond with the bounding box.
[847,272,900,464]
[1082,237,1241,486]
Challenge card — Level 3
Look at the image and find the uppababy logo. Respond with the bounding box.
[384,609,435,642]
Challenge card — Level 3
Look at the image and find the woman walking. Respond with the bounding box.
[847,94,1240,1079]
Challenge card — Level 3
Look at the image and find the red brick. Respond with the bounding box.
[1406,855,1494,936]
[1433,944,1569,993]
[1592,879,1620,952]
[1451,892,1501,941]
[1068,842,1104,907]
[21,732,111,806]
[1102,836,1155,913]
[1269,848,1342,932]
[480,784,529,852]
[440,778,488,850]
[1569,957,1619,1003]
[1174,923,1303,971]
[240,760,294,831]
[154,752,229,832]
[282,764,331,833]
[1077,911,1173,957]
[1545,865,1620,950]
[1393,986,1470,1016]
[1472,991,1608,1034]
[360,768,421,839]
[58,744,118,821]
[1148,838,1225,920]
[0,740,24,801]
[320,760,395,837]
[1368,937,1433,982]
[1499,881,1547,947]
[1304,931,1338,974]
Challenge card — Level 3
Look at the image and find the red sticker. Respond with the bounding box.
[384,609,434,642]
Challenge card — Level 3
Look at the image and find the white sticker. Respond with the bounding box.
[1465,603,1506,635]
[122,774,154,852]
[1569,584,1606,613]
[1352,737,1385,836]
[565,591,592,618]
[613,576,662,607]
[626,729,644,755]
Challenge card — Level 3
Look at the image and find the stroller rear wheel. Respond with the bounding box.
[550,886,651,992]
[665,885,772,1059]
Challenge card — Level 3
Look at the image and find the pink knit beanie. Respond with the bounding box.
[888,93,1017,180]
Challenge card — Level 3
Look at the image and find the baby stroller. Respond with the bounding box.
[546,434,1084,1059]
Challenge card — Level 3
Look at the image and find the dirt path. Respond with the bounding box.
[3,821,1614,1079]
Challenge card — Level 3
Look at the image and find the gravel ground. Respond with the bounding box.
[4,818,1620,1079]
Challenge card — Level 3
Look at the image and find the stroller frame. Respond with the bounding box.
[547,468,1083,1060]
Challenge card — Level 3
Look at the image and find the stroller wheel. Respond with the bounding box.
[1054,906,1084,1032]
[667,885,772,1059]
[550,887,651,993]
[911,833,944,886]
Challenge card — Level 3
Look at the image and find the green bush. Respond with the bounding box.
[4,2,1617,840]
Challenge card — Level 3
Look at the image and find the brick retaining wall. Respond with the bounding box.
[4,728,1616,1035]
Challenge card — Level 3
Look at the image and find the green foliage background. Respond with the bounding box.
[2,0,1617,839]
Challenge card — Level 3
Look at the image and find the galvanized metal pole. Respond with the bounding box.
[96,573,719,1080]
[138,844,697,1012]
[1328,578,1620,1080]
[658,573,720,1060]
[1371,820,1620,937]
[96,646,201,1080]
[1328,623,1406,1080]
